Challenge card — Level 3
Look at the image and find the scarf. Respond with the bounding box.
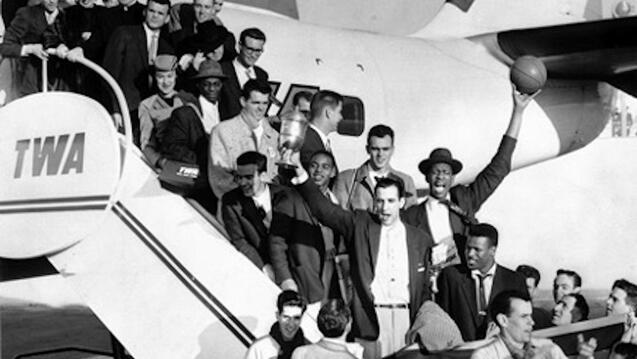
[269,322,306,359]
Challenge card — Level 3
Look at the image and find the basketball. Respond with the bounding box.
[510,55,547,94]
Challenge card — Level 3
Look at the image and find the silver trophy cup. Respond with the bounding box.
[277,110,308,169]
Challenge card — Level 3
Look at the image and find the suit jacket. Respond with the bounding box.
[0,5,70,96]
[218,60,269,121]
[402,135,516,261]
[299,126,327,170]
[82,3,145,61]
[296,179,434,340]
[292,340,360,359]
[222,184,287,269]
[334,161,418,211]
[102,24,173,111]
[160,100,210,185]
[471,336,567,359]
[436,263,528,341]
[270,187,331,304]
[208,114,279,198]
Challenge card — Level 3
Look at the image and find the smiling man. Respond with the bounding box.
[245,290,308,359]
[552,293,589,326]
[402,86,537,269]
[291,159,433,359]
[209,79,279,199]
[221,151,288,280]
[436,223,528,341]
[270,150,339,317]
[471,290,568,359]
[334,124,417,211]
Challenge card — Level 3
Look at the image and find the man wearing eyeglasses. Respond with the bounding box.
[219,27,269,121]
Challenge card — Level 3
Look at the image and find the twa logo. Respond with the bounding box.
[14,132,85,178]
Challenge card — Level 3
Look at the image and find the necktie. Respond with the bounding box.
[325,138,331,152]
[149,33,158,65]
[246,67,255,80]
[477,273,491,314]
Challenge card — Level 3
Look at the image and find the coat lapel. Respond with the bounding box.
[459,269,480,325]
[239,194,267,238]
[369,220,381,275]
[135,25,148,66]
[489,265,503,304]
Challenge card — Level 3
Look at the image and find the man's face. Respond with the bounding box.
[525,277,538,300]
[553,274,578,303]
[367,135,394,172]
[193,0,215,23]
[552,295,576,326]
[426,162,454,199]
[607,287,632,316]
[501,299,534,345]
[207,44,225,62]
[276,305,303,341]
[155,70,176,96]
[197,77,223,103]
[308,153,336,190]
[239,36,264,68]
[235,164,266,197]
[240,91,269,127]
[465,236,496,272]
[43,0,59,12]
[373,185,404,226]
[213,0,224,14]
[144,1,169,30]
[326,102,343,133]
[294,98,311,120]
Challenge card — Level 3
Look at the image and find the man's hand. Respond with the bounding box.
[66,47,85,63]
[280,278,298,292]
[262,264,275,282]
[577,334,597,359]
[621,310,637,344]
[22,44,48,60]
[192,52,206,71]
[52,44,69,59]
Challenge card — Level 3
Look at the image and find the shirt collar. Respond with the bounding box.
[472,263,497,278]
[199,95,217,107]
[252,184,270,206]
[142,23,159,37]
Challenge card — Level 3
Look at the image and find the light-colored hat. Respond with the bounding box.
[154,54,178,72]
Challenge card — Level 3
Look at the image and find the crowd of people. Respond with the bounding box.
[2,1,637,359]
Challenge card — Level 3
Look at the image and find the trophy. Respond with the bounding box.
[277,110,308,169]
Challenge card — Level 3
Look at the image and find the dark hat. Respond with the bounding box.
[181,21,230,55]
[191,59,227,80]
[153,54,178,72]
[418,148,463,175]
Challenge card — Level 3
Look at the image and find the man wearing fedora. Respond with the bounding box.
[160,58,226,214]
[402,86,538,271]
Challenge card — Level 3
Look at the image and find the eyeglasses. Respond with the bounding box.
[242,44,264,54]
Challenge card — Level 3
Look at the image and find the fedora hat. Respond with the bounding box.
[190,59,227,80]
[180,21,229,56]
[418,148,463,175]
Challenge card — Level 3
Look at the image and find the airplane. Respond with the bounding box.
[2,0,637,358]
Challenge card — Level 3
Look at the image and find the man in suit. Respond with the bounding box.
[101,0,172,143]
[219,27,268,120]
[270,150,339,316]
[334,124,417,211]
[0,0,73,98]
[516,264,552,330]
[471,290,568,359]
[168,0,235,60]
[222,151,286,281]
[402,86,537,269]
[209,79,279,199]
[160,58,226,215]
[292,161,433,359]
[436,223,528,341]
[299,90,344,170]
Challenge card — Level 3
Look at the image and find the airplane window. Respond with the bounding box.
[338,96,365,136]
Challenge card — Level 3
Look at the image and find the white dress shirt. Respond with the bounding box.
[233,58,255,88]
[252,184,272,228]
[252,121,264,147]
[471,263,497,312]
[142,23,160,63]
[198,96,220,134]
[425,196,454,266]
[370,220,410,304]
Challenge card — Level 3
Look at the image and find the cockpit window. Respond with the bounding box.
[338,95,365,136]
